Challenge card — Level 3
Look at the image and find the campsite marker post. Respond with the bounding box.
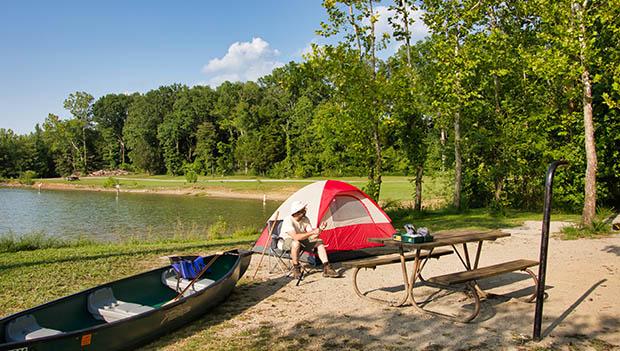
[533,160,567,341]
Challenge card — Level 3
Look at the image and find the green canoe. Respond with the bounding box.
[0,249,252,351]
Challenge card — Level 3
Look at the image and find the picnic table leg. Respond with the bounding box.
[462,243,472,269]
[416,248,435,283]
[407,249,424,309]
[409,247,481,323]
[453,242,488,298]
[350,246,411,307]
[522,268,541,303]
[394,245,411,306]
[470,241,489,298]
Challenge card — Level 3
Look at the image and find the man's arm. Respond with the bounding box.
[287,229,318,242]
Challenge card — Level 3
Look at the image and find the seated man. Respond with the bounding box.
[279,200,339,278]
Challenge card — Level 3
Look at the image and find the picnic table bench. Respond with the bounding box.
[342,248,454,306]
[365,231,541,322]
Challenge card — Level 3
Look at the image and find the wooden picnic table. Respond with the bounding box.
[360,230,540,322]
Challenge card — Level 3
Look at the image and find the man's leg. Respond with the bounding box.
[316,243,339,278]
[291,240,301,265]
[316,244,329,263]
[290,240,302,279]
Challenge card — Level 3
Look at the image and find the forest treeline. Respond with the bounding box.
[1,0,619,224]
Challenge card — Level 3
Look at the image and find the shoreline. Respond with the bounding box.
[0,181,292,201]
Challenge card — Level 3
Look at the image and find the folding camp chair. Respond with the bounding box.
[266,220,291,274]
[266,220,318,285]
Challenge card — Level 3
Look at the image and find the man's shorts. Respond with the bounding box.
[278,237,324,251]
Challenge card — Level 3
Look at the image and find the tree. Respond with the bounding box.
[317,0,389,200]
[63,91,94,172]
[42,114,84,176]
[421,0,484,210]
[124,85,181,174]
[92,93,135,168]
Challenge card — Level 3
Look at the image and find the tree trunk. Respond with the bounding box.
[414,165,423,211]
[120,139,125,165]
[494,177,504,202]
[348,4,363,56]
[577,0,597,226]
[371,124,382,201]
[399,0,412,68]
[581,73,597,225]
[453,109,462,209]
[440,128,446,172]
[453,31,463,210]
[82,128,87,173]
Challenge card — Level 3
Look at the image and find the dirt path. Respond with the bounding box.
[228,229,619,350]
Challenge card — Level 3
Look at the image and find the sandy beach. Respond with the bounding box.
[226,226,619,350]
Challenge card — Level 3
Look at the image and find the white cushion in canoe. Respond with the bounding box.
[161,268,215,296]
[87,287,154,323]
[6,315,63,342]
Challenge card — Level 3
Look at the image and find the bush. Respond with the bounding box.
[119,163,134,172]
[183,162,199,183]
[561,208,614,239]
[103,177,119,188]
[185,169,198,183]
[208,216,229,239]
[18,170,37,185]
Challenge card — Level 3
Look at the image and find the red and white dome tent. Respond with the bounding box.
[252,180,396,264]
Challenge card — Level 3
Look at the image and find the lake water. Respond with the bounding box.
[0,188,278,241]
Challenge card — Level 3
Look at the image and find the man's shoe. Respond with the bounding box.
[322,263,340,278]
[292,264,302,279]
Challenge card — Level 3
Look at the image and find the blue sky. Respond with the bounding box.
[0,1,427,134]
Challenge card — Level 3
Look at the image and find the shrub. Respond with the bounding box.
[183,162,199,183]
[208,216,229,239]
[561,208,614,239]
[18,170,37,185]
[103,177,119,188]
[185,169,198,183]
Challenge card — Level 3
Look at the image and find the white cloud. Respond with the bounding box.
[202,37,284,87]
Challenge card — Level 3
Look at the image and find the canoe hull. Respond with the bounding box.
[0,249,252,351]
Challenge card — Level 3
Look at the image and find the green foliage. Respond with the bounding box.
[92,93,135,167]
[208,216,229,240]
[184,166,198,184]
[18,170,37,185]
[561,208,616,239]
[102,177,119,188]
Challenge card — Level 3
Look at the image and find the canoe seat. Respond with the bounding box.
[6,315,63,342]
[161,268,215,296]
[87,287,154,323]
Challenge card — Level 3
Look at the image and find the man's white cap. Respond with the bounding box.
[290,200,307,215]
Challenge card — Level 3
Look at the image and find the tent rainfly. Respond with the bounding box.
[252,180,396,263]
